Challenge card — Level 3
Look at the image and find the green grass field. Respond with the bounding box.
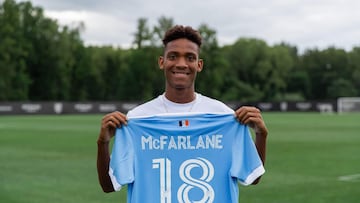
[1,113,359,203]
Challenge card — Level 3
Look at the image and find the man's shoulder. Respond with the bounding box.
[196,94,234,113]
[198,94,224,104]
[127,96,164,117]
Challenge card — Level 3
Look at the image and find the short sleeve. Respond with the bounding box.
[109,127,135,191]
[230,125,265,185]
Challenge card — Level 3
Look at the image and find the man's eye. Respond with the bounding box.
[187,55,196,61]
[168,54,176,60]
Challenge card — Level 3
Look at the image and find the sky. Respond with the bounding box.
[12,0,360,52]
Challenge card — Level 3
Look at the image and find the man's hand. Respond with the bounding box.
[97,111,127,193]
[234,106,268,137]
[98,111,128,143]
[235,106,268,184]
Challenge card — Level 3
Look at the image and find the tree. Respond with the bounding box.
[3,7,360,102]
[132,18,151,49]
[279,43,309,101]
[349,47,360,96]
[196,23,228,98]
[266,44,294,101]
[327,78,357,98]
[222,38,270,102]
[0,0,85,100]
[152,16,174,46]
[120,47,163,101]
[0,0,30,100]
[286,70,310,101]
[301,47,351,100]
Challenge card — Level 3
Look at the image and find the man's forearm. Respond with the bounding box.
[252,132,267,185]
[97,140,115,193]
[255,132,267,165]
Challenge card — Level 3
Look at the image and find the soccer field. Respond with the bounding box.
[0,113,359,203]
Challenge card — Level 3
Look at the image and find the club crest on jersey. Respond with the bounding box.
[178,120,189,127]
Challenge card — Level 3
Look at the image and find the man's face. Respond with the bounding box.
[158,38,203,90]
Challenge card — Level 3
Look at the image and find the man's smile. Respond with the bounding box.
[172,71,190,75]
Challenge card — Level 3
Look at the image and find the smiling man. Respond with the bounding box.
[159,36,203,102]
[97,25,268,203]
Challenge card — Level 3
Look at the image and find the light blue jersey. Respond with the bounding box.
[109,113,265,203]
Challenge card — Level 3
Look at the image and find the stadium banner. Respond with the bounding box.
[236,100,337,113]
[0,102,141,115]
[0,100,337,115]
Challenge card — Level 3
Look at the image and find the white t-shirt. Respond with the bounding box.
[127,93,234,117]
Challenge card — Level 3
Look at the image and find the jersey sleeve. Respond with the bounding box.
[109,127,135,191]
[230,124,265,185]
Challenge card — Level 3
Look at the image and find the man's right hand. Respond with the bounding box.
[98,111,127,143]
[97,111,126,192]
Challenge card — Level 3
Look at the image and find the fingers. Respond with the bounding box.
[98,111,127,143]
[235,106,268,136]
[101,111,128,129]
[235,106,262,125]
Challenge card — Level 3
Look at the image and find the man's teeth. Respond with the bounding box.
[173,71,189,75]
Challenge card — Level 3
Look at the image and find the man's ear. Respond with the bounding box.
[158,56,164,69]
[197,58,204,72]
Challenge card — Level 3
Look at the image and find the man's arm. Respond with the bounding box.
[96,111,127,192]
[235,106,268,184]
[252,129,267,184]
[97,140,115,192]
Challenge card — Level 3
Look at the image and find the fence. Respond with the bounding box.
[0,100,337,115]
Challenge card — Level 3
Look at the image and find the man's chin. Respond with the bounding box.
[171,84,189,90]
[174,86,186,90]
[167,81,192,90]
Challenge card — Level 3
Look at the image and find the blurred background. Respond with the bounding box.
[0,0,359,202]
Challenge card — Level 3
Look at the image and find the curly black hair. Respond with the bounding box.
[162,25,202,48]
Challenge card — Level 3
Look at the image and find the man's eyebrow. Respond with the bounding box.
[165,51,197,56]
[165,51,178,56]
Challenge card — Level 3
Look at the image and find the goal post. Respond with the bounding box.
[337,97,360,113]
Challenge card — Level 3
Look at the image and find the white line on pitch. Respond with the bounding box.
[338,173,360,182]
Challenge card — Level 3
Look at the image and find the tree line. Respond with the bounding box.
[1,0,360,102]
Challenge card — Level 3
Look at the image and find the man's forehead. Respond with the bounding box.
[164,39,200,53]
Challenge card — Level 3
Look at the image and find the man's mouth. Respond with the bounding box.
[172,71,190,75]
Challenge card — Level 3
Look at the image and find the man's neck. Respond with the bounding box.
[164,89,196,103]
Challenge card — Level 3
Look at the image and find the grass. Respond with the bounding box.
[0,113,359,203]
[239,113,360,203]
[0,115,125,203]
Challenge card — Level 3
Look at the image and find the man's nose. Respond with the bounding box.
[175,57,188,68]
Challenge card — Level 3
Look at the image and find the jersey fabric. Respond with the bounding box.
[127,93,234,117]
[109,113,265,203]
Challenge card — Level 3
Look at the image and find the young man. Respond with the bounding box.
[97,25,268,202]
